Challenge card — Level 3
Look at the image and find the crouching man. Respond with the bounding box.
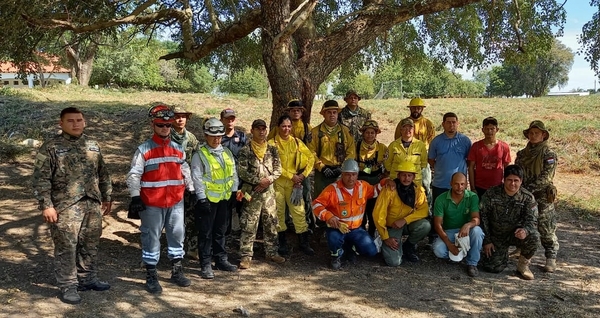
[480,165,539,280]
[312,159,379,270]
[373,162,430,267]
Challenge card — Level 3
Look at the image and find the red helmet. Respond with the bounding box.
[148,104,175,123]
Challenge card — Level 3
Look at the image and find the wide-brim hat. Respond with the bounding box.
[172,106,193,116]
[287,99,306,110]
[523,120,549,140]
[344,90,361,101]
[394,162,418,174]
[320,100,341,115]
[360,119,381,134]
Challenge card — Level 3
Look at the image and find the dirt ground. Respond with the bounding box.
[1,108,599,318]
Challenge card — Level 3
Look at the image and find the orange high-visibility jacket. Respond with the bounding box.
[312,179,381,230]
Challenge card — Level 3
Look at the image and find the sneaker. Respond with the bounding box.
[266,254,286,264]
[171,262,192,286]
[200,264,215,279]
[60,286,81,304]
[215,260,238,272]
[78,280,111,292]
[239,256,252,269]
[146,269,163,294]
[330,256,342,270]
[467,265,479,277]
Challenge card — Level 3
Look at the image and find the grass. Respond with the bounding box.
[1,85,599,212]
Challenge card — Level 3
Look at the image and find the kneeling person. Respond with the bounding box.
[312,159,379,270]
[432,172,484,277]
[480,165,539,280]
[373,162,430,266]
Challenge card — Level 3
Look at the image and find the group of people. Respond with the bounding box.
[31,91,559,305]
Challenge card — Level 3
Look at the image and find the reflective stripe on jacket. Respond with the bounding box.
[312,180,379,230]
[197,146,235,202]
[139,134,186,208]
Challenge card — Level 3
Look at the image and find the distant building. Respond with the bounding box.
[0,55,71,88]
[547,92,590,97]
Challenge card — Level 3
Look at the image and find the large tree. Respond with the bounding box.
[18,0,567,123]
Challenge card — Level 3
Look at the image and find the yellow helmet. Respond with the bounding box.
[408,98,426,108]
[394,162,419,174]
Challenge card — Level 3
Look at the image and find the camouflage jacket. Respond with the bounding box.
[32,133,112,212]
[479,185,538,246]
[515,143,557,198]
[171,128,199,164]
[236,142,282,190]
[338,106,371,143]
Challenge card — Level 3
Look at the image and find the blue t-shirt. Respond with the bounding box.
[428,132,472,188]
[221,130,248,159]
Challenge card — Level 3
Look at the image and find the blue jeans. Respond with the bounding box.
[326,227,377,257]
[432,226,484,266]
[140,200,185,266]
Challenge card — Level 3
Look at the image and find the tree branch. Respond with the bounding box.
[205,0,220,31]
[159,8,262,61]
[511,0,525,53]
[274,0,318,46]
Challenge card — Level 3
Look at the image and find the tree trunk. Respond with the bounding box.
[65,40,98,87]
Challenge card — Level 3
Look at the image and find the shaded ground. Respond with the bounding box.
[1,96,599,317]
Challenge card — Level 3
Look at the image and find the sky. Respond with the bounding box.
[459,1,598,92]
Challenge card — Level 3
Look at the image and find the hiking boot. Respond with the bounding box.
[215,260,238,272]
[543,258,556,273]
[517,256,534,280]
[200,264,215,279]
[467,265,479,277]
[330,256,342,270]
[170,260,191,286]
[60,286,81,304]
[402,241,420,263]
[266,254,286,264]
[78,280,110,292]
[278,232,289,256]
[145,268,163,294]
[509,248,521,258]
[341,249,357,264]
[298,232,315,256]
[239,256,252,269]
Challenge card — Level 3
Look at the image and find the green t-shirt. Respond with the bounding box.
[434,190,479,230]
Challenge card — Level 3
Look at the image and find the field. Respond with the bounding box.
[0,86,599,317]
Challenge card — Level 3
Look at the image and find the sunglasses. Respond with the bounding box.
[152,109,175,120]
[155,123,172,128]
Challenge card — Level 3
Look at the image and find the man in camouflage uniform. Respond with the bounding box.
[338,90,371,143]
[480,165,539,280]
[515,120,559,272]
[237,119,285,269]
[32,107,112,304]
[170,106,201,260]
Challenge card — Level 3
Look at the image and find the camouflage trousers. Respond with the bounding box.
[481,230,539,273]
[538,199,559,259]
[49,198,103,288]
[183,191,198,259]
[239,187,279,258]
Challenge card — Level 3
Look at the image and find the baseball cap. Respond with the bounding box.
[400,118,414,127]
[251,119,267,128]
[220,108,236,118]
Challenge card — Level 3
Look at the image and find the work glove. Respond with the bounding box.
[189,192,198,207]
[128,196,145,219]
[195,198,211,214]
[322,167,335,178]
[546,184,557,203]
[290,185,304,206]
[332,167,342,177]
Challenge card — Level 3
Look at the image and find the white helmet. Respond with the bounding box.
[341,159,359,173]
[203,117,225,136]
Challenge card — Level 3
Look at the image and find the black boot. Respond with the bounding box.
[278,232,289,256]
[402,241,420,263]
[170,259,191,287]
[145,266,163,294]
[298,232,315,256]
[200,263,215,279]
[330,255,342,270]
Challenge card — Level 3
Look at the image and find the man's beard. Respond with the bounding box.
[411,112,421,119]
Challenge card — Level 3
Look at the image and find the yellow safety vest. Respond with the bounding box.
[199,146,235,203]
